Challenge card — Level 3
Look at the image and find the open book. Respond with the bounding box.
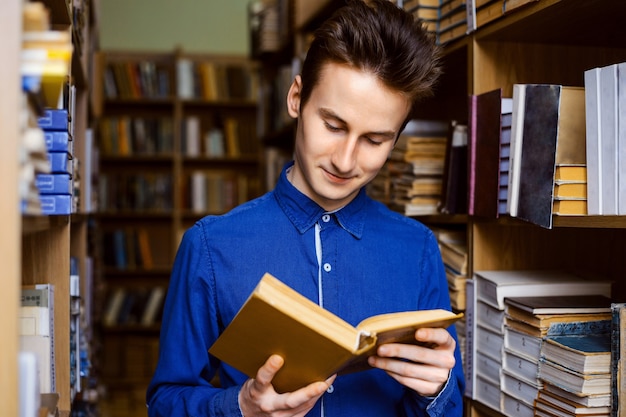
[209,273,462,393]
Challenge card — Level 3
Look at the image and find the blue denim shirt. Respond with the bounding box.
[146,162,465,417]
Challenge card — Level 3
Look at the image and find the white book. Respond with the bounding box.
[20,306,50,337]
[585,68,603,215]
[618,62,626,214]
[20,335,54,393]
[177,58,194,99]
[476,350,501,385]
[190,171,207,213]
[599,64,619,214]
[503,348,540,385]
[474,269,612,310]
[464,278,477,399]
[504,326,543,361]
[185,116,201,157]
[141,287,166,326]
[476,299,505,332]
[476,324,504,364]
[502,392,534,417]
[19,351,40,417]
[475,374,503,413]
[502,369,542,406]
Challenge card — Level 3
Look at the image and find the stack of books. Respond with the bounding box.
[433,226,468,311]
[403,0,468,45]
[465,270,612,414]
[382,119,449,216]
[536,316,612,416]
[19,93,50,215]
[552,164,587,216]
[21,2,72,108]
[503,295,612,417]
[36,109,74,215]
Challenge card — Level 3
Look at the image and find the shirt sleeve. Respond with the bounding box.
[145,224,243,417]
[400,229,465,417]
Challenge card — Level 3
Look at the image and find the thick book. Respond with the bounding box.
[543,382,610,408]
[618,62,626,215]
[512,84,586,228]
[536,389,610,415]
[584,67,603,215]
[555,164,586,182]
[553,182,587,199]
[541,333,611,375]
[599,64,619,215]
[474,269,612,310]
[467,88,511,218]
[552,199,588,216]
[20,284,55,394]
[538,358,611,396]
[209,273,463,393]
[611,303,626,417]
[505,295,613,315]
[439,122,468,215]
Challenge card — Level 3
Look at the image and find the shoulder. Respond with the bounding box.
[367,198,436,240]
[195,191,276,228]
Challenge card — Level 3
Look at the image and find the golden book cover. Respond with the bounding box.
[209,273,463,393]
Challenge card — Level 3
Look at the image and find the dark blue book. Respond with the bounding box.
[542,332,610,375]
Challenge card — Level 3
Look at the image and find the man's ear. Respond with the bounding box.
[286,75,302,119]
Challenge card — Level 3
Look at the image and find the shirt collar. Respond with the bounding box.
[274,161,367,239]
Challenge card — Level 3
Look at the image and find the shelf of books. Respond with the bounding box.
[94,49,263,414]
[7,0,102,416]
[250,1,626,416]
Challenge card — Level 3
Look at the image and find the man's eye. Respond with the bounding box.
[366,137,383,146]
[324,122,342,132]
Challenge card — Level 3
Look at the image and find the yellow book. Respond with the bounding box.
[554,182,587,199]
[209,273,462,393]
[553,199,587,215]
[554,164,586,182]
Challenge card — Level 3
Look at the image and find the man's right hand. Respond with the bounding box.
[238,355,336,417]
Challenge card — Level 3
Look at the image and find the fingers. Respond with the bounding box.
[368,328,456,396]
[254,354,284,387]
[239,355,334,416]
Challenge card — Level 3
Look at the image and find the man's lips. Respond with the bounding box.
[323,169,352,184]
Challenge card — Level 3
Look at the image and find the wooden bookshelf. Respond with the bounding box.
[94,49,263,414]
[252,1,626,416]
[0,0,100,415]
[0,1,22,415]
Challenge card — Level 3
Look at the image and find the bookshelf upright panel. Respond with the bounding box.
[0,0,22,414]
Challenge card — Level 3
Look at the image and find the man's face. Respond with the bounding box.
[286,62,411,212]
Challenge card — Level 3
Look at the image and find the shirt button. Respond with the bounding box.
[323,263,332,272]
[327,384,334,394]
[322,214,331,223]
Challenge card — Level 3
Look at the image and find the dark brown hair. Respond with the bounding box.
[299,0,442,115]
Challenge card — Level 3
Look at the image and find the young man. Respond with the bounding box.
[146,0,465,416]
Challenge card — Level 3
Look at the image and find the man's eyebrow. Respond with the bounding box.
[318,107,397,139]
[319,107,346,124]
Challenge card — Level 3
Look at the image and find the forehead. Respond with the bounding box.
[309,63,410,131]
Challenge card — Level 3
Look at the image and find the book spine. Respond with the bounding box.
[611,303,626,417]
[600,64,619,215]
[617,63,626,215]
[584,69,603,214]
[546,319,611,337]
[464,278,477,399]
[507,84,526,217]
